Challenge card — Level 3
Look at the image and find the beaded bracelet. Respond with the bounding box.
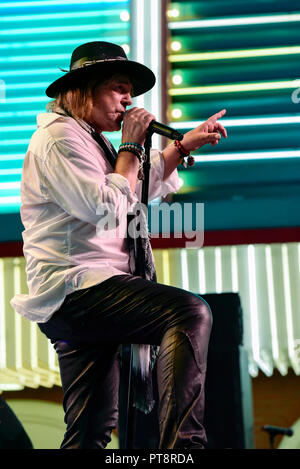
[119,142,144,152]
[118,143,146,180]
[118,143,144,160]
[174,140,195,168]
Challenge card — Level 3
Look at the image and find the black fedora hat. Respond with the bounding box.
[46,41,156,98]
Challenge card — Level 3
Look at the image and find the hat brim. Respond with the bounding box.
[46,60,156,98]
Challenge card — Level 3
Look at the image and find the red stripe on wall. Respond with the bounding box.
[0,241,24,257]
[151,226,300,249]
[1,227,300,257]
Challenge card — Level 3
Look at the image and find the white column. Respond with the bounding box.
[130,0,167,150]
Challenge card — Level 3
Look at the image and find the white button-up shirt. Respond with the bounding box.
[10,112,182,322]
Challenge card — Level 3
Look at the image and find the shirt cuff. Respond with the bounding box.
[105,173,136,204]
[150,149,183,197]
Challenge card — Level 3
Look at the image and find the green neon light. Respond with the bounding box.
[169,80,300,96]
[169,46,300,62]
[0,37,127,51]
[0,182,21,188]
[1,125,36,132]
[0,168,22,176]
[0,10,124,22]
[0,111,42,118]
[0,139,33,146]
[0,97,49,104]
[3,83,50,90]
[171,116,300,128]
[0,197,20,205]
[192,150,300,163]
[0,155,25,161]
[1,23,127,36]
[168,13,300,29]
[0,54,68,63]
[1,68,61,76]
[0,0,128,7]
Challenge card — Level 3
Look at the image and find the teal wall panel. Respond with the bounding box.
[167,0,300,231]
[0,0,130,216]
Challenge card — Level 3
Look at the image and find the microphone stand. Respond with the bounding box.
[120,129,154,450]
[142,129,153,210]
[262,425,294,449]
[121,127,183,449]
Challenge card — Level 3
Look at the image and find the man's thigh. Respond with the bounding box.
[41,274,203,347]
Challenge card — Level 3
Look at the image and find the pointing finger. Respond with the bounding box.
[208,109,226,123]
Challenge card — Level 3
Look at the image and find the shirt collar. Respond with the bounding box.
[47,105,104,138]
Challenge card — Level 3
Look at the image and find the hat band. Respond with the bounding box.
[70,56,127,71]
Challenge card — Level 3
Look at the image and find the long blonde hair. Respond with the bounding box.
[46,77,100,121]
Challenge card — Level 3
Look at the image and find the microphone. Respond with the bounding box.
[148,120,183,141]
[262,425,293,437]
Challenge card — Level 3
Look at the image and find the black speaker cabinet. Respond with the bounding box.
[119,292,254,449]
[0,397,33,449]
[202,293,254,449]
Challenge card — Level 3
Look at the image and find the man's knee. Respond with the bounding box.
[184,294,213,332]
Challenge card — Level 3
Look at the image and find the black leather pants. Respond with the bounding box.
[39,274,212,449]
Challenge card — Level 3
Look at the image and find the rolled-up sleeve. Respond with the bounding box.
[135,148,183,201]
[41,137,134,226]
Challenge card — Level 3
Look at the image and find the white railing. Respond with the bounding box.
[0,257,60,390]
[153,243,300,377]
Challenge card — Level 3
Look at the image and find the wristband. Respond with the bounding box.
[174,140,195,168]
[120,142,144,152]
[118,143,146,180]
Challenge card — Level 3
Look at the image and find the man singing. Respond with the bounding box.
[11,42,227,449]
